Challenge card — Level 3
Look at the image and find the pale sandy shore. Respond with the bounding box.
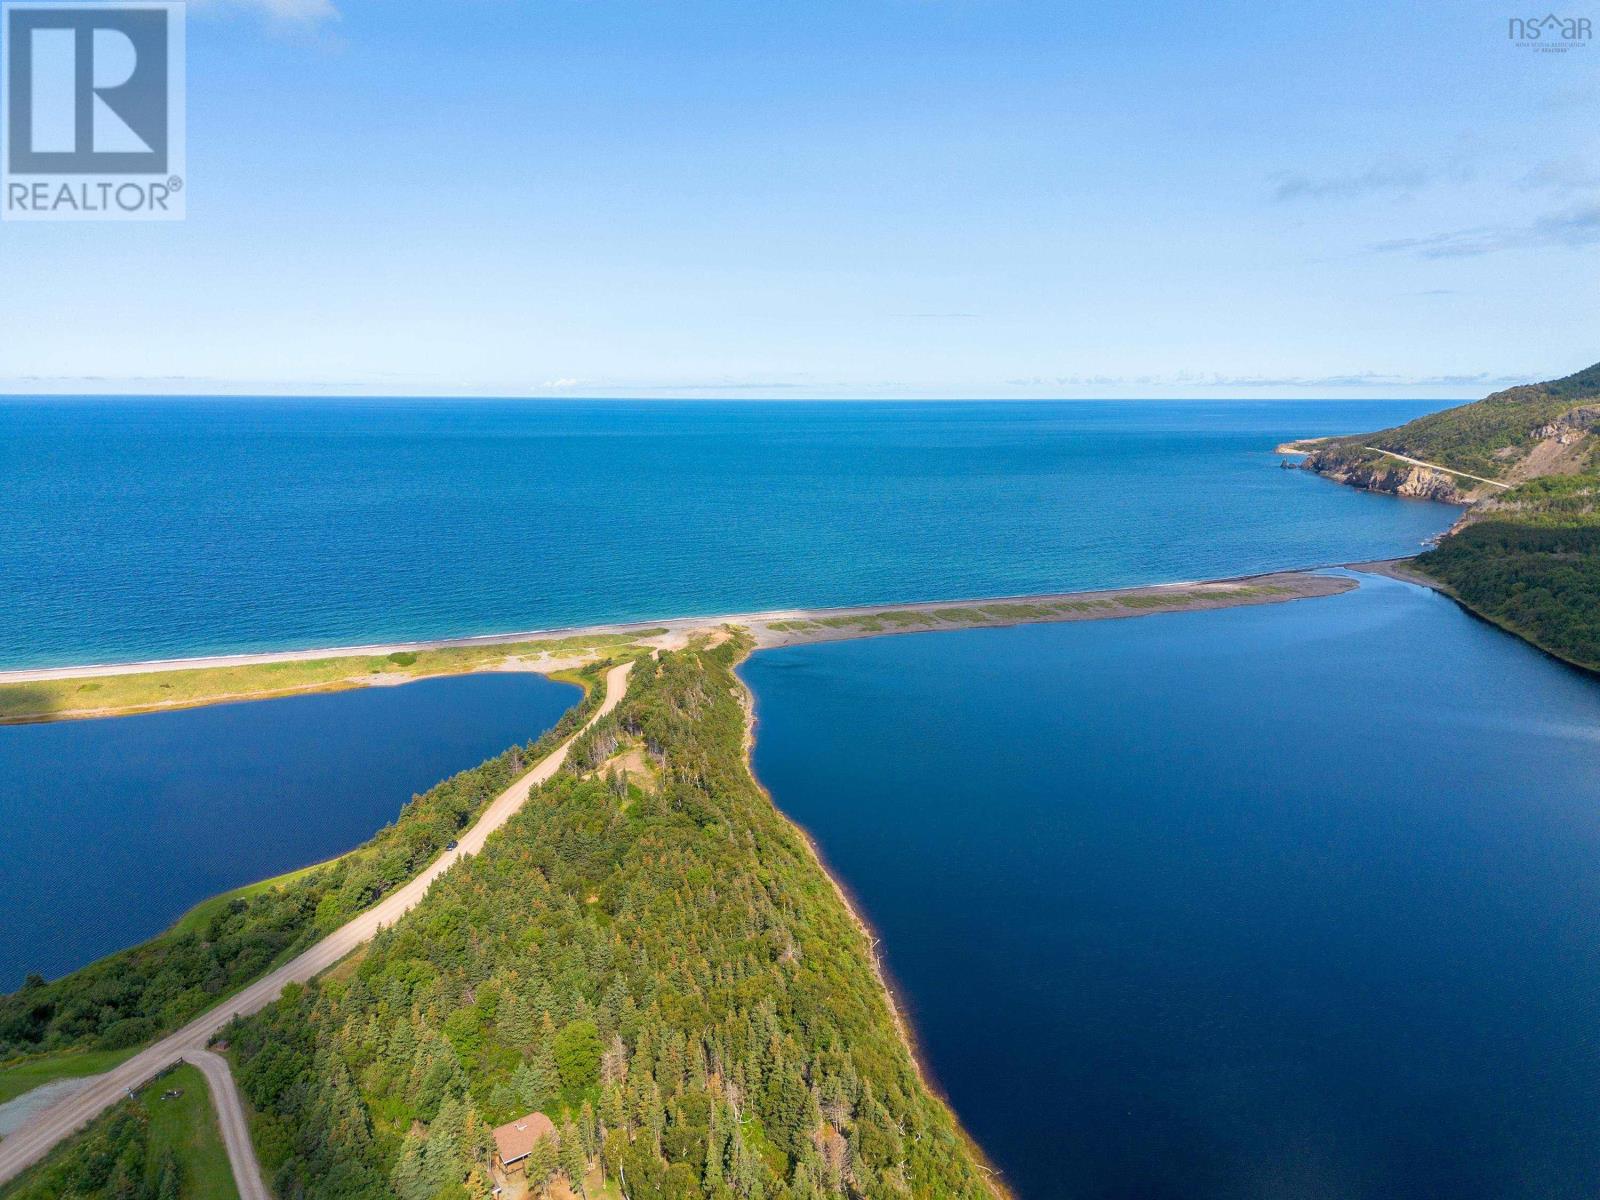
[741,570,1354,647]
[0,569,1357,686]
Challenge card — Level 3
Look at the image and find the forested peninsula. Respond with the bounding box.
[225,637,995,1200]
[1,640,998,1200]
[0,556,1366,1200]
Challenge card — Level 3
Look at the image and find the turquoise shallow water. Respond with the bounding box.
[742,575,1600,1200]
[0,398,1459,668]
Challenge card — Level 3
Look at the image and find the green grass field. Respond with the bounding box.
[0,1064,238,1200]
[0,630,656,723]
[0,1047,136,1105]
[764,585,1285,637]
[144,1064,239,1200]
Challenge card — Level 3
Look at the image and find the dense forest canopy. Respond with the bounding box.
[228,638,995,1200]
[1403,365,1600,669]
[1418,521,1600,670]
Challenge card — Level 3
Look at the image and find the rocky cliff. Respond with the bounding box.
[1296,445,1468,503]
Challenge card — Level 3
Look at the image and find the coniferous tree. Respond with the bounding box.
[390,1131,429,1200]
[153,1148,182,1200]
[527,1134,560,1199]
[559,1117,587,1194]
[525,1038,560,1109]
[579,1099,600,1160]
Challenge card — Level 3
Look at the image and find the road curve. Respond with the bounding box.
[0,661,633,1189]
[187,1049,269,1200]
[1361,447,1512,490]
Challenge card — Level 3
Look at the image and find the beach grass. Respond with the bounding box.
[757,583,1300,640]
[0,631,655,724]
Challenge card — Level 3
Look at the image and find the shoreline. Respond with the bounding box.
[1,570,1359,724]
[1342,557,1438,587]
[1,568,1358,685]
[1348,558,1600,679]
[734,662,1014,1200]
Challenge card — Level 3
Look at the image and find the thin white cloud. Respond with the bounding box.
[191,0,339,25]
[1006,371,1527,391]
[1372,203,1600,258]
[1518,158,1600,194]
[1198,372,1526,389]
[1271,163,1434,202]
[622,381,813,392]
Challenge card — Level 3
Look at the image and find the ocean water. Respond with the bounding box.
[742,576,1600,1200]
[0,398,1461,669]
[0,671,577,987]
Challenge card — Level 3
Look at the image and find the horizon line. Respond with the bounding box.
[0,390,1480,403]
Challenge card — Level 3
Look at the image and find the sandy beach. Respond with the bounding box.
[0,570,1359,723]
[1,569,1355,687]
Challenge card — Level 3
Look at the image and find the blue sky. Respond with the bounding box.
[4,0,1597,397]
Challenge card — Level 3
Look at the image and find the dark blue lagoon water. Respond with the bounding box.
[0,398,1461,668]
[742,575,1600,1200]
[0,672,577,988]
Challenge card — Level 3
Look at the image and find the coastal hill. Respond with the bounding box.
[1292,361,1600,670]
[1287,360,1600,503]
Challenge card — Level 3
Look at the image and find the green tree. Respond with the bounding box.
[524,1039,560,1109]
[527,1134,560,1199]
[553,1019,603,1095]
[154,1148,182,1200]
[559,1117,588,1195]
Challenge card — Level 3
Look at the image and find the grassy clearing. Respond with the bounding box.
[0,1047,136,1105]
[0,1063,238,1200]
[145,1064,239,1200]
[0,631,656,723]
